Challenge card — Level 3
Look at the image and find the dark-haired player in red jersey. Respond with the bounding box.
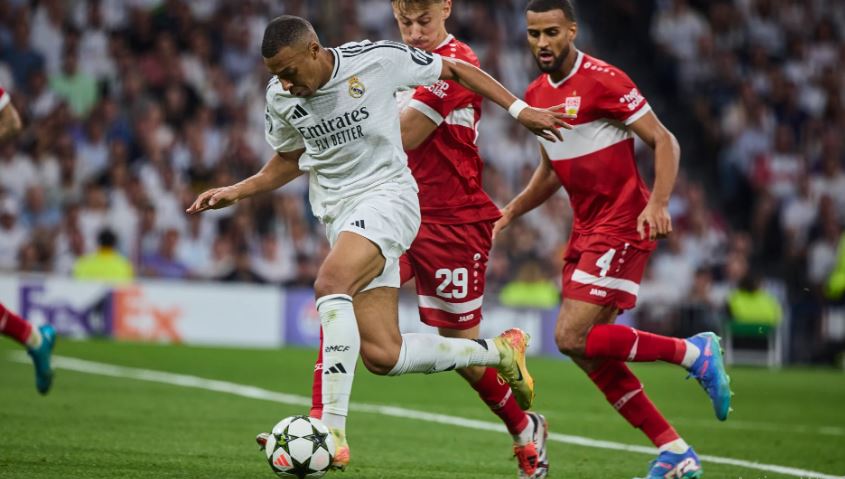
[308,1,549,477]
[0,86,55,394]
[494,1,733,478]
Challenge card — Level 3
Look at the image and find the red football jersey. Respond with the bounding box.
[525,50,655,249]
[0,86,9,111]
[400,35,500,225]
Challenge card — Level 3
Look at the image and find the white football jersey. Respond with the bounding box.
[265,40,443,221]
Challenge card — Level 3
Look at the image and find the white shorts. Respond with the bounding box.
[324,177,421,291]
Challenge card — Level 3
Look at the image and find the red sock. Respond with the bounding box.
[309,327,324,419]
[0,303,32,346]
[588,360,679,447]
[585,324,686,364]
[472,367,529,435]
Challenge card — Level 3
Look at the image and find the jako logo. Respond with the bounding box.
[324,345,351,353]
[618,88,644,111]
[589,288,607,298]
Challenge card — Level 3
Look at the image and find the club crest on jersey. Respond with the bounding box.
[348,76,365,98]
[565,96,581,117]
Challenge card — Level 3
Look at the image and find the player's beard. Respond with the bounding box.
[535,44,570,74]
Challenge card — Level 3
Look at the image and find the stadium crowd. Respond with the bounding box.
[0,0,842,362]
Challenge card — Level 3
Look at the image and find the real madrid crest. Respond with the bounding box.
[348,75,365,98]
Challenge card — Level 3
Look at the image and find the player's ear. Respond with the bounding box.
[307,40,320,58]
[568,22,578,43]
[442,0,452,20]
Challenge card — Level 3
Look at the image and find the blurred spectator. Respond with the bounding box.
[140,228,190,279]
[73,228,134,282]
[0,197,27,271]
[251,233,295,284]
[499,260,560,309]
[48,44,99,117]
[1,19,44,90]
[727,273,783,328]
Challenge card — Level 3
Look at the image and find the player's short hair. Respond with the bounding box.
[525,0,576,22]
[261,15,317,59]
[391,0,443,12]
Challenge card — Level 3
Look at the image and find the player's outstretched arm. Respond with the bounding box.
[438,58,573,142]
[629,111,680,240]
[399,107,438,151]
[186,148,305,215]
[0,101,22,142]
[493,147,561,239]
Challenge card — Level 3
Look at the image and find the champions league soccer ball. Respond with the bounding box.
[264,415,336,478]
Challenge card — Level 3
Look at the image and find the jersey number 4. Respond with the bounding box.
[596,248,617,277]
[435,268,468,299]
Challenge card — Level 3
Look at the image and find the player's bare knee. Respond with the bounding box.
[360,342,399,375]
[556,329,587,357]
[313,272,354,298]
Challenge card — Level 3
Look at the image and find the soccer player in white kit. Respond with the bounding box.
[186,15,571,467]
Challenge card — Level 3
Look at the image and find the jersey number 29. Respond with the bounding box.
[435,268,468,299]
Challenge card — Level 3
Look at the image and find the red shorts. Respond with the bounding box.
[400,221,494,330]
[561,233,653,310]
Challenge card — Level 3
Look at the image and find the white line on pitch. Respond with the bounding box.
[8,353,844,479]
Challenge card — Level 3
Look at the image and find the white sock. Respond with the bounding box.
[387,333,500,376]
[317,294,359,433]
[513,415,534,445]
[26,326,42,350]
[681,340,701,369]
[659,438,690,454]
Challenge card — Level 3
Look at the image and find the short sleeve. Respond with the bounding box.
[407,80,474,126]
[0,87,9,110]
[264,105,304,153]
[379,41,443,91]
[598,69,652,125]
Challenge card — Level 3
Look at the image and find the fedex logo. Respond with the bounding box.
[619,88,644,111]
[113,287,182,342]
[19,283,112,336]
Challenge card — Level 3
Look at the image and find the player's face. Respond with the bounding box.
[392,0,451,52]
[264,42,322,97]
[526,9,577,74]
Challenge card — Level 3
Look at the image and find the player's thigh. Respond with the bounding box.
[408,221,493,330]
[319,182,420,296]
[316,231,385,296]
[354,286,402,372]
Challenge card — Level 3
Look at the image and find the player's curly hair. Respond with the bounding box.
[262,15,316,58]
[526,0,576,22]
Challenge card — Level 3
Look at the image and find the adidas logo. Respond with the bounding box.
[350,220,366,229]
[291,105,309,120]
[324,362,348,375]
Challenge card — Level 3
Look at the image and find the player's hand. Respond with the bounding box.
[492,209,513,240]
[186,186,241,214]
[518,104,574,142]
[636,201,672,241]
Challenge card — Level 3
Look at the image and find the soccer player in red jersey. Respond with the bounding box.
[0,87,55,394]
[308,1,549,477]
[494,1,732,477]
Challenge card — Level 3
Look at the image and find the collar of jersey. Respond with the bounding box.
[546,49,583,88]
[434,34,455,51]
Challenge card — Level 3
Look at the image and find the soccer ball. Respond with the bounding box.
[263,415,336,478]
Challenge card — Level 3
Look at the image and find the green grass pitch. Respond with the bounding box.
[1,338,843,479]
